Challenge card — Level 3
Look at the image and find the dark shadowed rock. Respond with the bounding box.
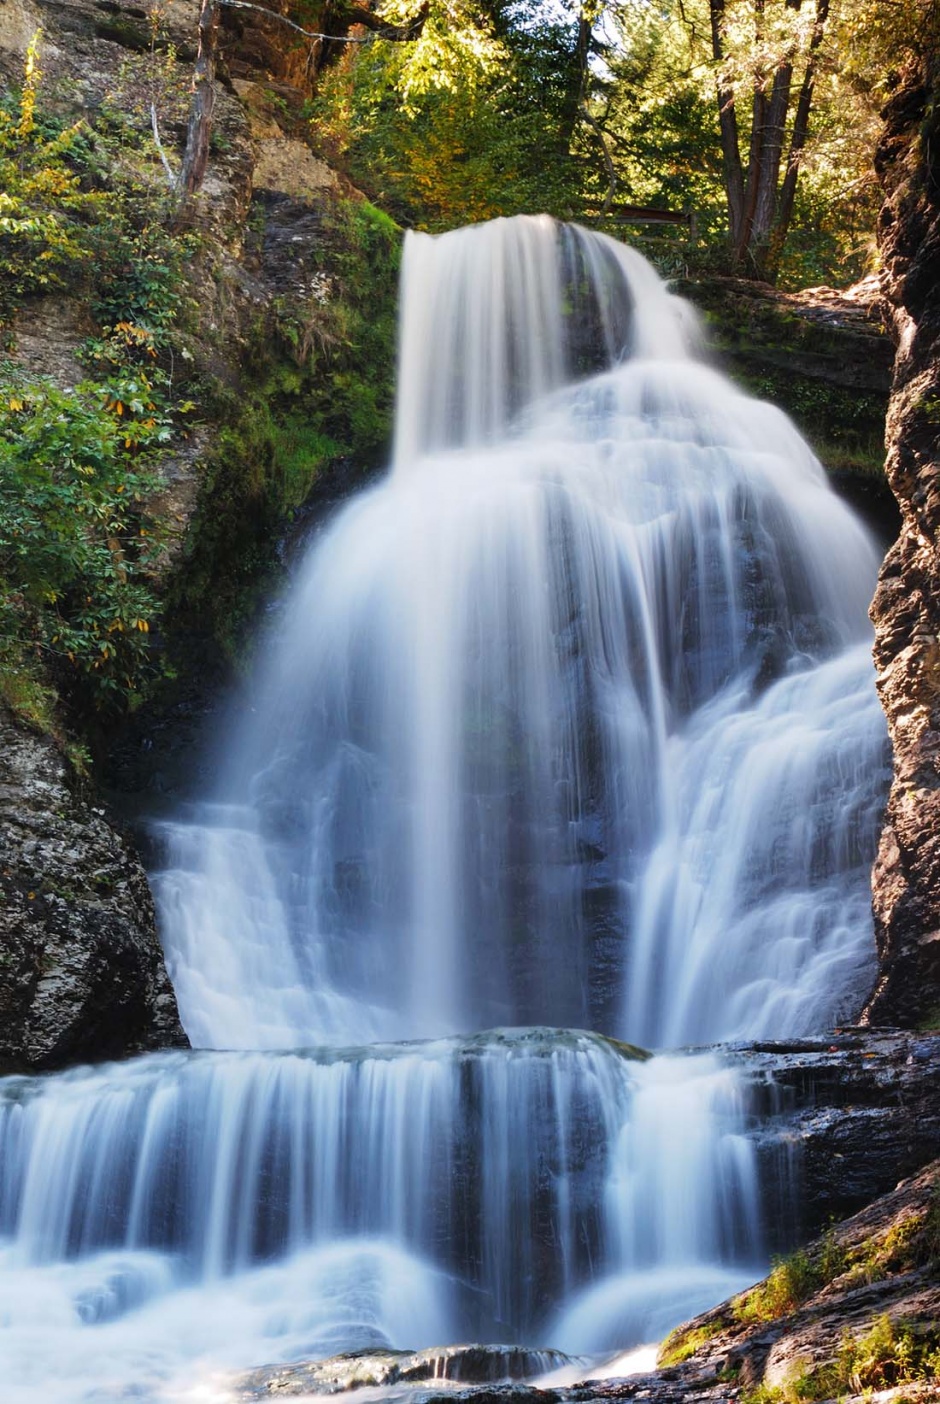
[721,1029,940,1246]
[0,708,186,1071]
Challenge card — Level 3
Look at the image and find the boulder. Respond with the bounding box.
[0,708,186,1070]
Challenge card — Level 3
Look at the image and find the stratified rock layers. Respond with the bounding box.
[866,49,940,1028]
[0,709,185,1070]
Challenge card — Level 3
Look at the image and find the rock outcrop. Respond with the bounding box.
[239,1346,576,1398]
[654,1158,940,1402]
[865,49,940,1030]
[0,708,185,1071]
[723,1030,940,1247]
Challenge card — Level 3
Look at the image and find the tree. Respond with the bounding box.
[705,0,834,279]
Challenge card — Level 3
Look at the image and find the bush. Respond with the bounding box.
[0,371,164,714]
[0,38,199,727]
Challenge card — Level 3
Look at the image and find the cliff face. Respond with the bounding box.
[865,51,940,1029]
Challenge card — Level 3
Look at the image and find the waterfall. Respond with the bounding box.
[0,216,889,1401]
[155,217,886,1052]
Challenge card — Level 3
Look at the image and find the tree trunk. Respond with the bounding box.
[557,9,594,153]
[766,0,830,277]
[748,58,794,269]
[709,0,746,253]
[177,0,220,207]
[735,0,765,265]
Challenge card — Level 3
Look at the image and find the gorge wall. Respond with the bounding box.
[865,46,940,1030]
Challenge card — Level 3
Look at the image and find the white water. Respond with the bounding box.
[0,217,889,1399]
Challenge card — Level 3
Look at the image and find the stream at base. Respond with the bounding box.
[0,217,890,1400]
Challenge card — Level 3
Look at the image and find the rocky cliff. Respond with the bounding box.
[0,708,184,1070]
[865,49,940,1030]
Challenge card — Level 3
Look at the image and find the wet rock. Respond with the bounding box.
[238,1346,576,1397]
[721,1030,940,1246]
[865,50,940,1029]
[0,708,185,1070]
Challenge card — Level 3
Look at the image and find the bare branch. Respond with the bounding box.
[151,102,177,187]
[580,104,617,218]
[217,0,427,45]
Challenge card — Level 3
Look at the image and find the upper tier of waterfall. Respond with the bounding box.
[153,215,888,1054]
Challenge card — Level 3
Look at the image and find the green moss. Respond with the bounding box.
[270,416,343,510]
[917,1003,940,1032]
[729,363,887,477]
[166,196,402,672]
[658,1318,729,1367]
[680,280,890,480]
[604,1036,653,1062]
[0,649,91,773]
[91,15,152,51]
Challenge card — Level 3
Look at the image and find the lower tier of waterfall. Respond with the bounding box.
[0,1033,762,1402]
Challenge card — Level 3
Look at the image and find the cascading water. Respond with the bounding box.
[0,216,890,1401]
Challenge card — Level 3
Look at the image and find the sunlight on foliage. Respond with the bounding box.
[313,0,933,282]
[0,371,163,712]
[0,36,200,722]
[376,0,507,108]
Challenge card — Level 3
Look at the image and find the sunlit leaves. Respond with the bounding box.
[0,371,164,708]
[364,0,508,110]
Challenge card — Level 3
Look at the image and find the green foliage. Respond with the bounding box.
[168,197,401,668]
[924,1185,940,1265]
[0,40,199,726]
[0,37,104,317]
[301,199,401,459]
[734,1250,820,1324]
[658,1318,729,1367]
[312,0,929,283]
[749,1316,940,1402]
[310,4,588,228]
[0,370,163,714]
[834,1314,940,1393]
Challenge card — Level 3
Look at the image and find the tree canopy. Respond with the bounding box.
[308,0,937,284]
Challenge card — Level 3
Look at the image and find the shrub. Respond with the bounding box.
[0,370,163,714]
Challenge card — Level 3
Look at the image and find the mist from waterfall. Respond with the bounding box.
[0,216,890,1401]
